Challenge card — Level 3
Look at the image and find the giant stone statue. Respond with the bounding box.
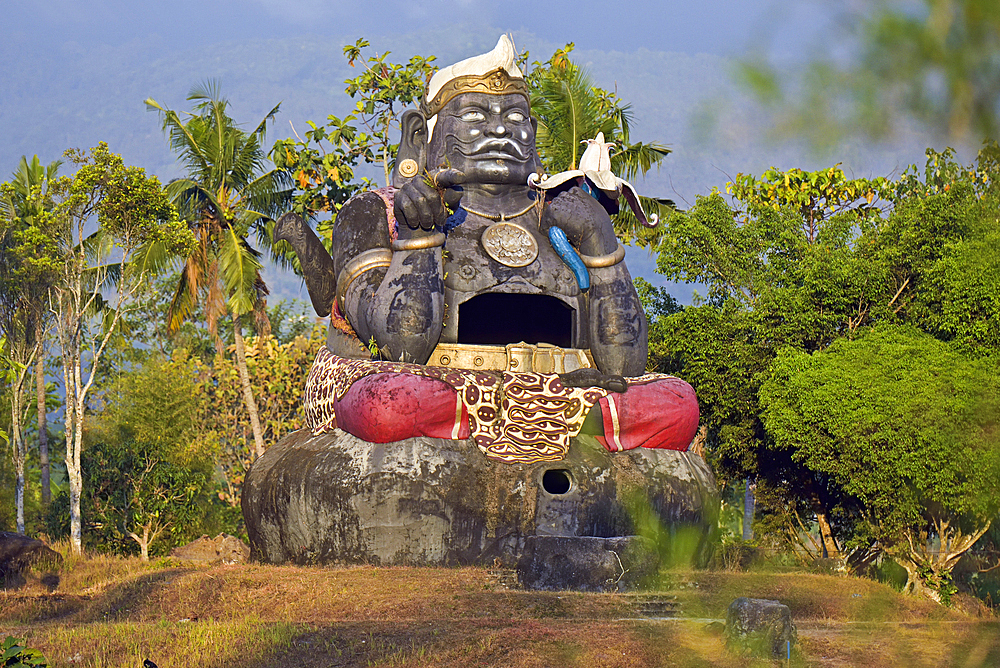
[243,36,718,588]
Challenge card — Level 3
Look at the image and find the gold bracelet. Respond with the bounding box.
[580,243,626,268]
[336,248,393,310]
[391,232,446,251]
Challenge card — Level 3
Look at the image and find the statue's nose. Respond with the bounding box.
[486,116,509,137]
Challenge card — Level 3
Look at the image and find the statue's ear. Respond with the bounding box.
[529,115,544,174]
[393,109,428,188]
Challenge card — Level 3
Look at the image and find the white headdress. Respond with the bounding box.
[423,35,529,141]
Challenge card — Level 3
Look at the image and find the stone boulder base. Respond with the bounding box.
[0,532,62,589]
[725,597,797,659]
[516,535,659,591]
[243,428,718,570]
[170,533,249,565]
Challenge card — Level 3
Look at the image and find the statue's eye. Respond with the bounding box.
[506,111,526,123]
[460,110,486,122]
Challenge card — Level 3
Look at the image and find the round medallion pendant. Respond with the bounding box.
[481,222,538,267]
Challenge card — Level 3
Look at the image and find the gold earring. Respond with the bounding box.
[398,159,419,178]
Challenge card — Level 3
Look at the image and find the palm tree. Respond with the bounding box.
[527,47,674,242]
[146,82,290,459]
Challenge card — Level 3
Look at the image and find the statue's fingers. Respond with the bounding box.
[412,192,437,230]
[394,191,421,229]
[442,187,464,208]
[431,169,467,189]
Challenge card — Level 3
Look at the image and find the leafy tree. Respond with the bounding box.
[84,438,208,560]
[270,40,436,243]
[47,143,191,555]
[342,38,437,188]
[0,157,64,533]
[146,82,290,459]
[651,162,935,562]
[4,157,61,508]
[761,327,1000,601]
[650,147,1000,579]
[187,325,325,506]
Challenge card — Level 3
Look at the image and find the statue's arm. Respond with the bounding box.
[541,188,648,377]
[335,189,446,364]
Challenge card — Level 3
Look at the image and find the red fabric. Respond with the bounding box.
[596,377,699,452]
[333,372,470,443]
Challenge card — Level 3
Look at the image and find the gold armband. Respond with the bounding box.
[391,232,446,252]
[336,248,393,310]
[579,243,626,268]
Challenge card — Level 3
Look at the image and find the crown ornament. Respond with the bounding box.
[422,67,530,118]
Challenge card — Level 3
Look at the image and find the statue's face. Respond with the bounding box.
[427,92,537,185]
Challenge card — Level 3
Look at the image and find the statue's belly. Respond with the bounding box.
[441,223,586,347]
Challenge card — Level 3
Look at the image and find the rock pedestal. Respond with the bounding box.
[243,428,718,573]
[516,535,659,591]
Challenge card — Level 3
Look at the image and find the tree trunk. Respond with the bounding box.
[742,479,755,541]
[233,314,266,458]
[35,323,50,505]
[136,523,150,562]
[12,390,26,534]
[900,560,940,602]
[67,395,84,556]
[815,510,839,559]
[62,336,85,556]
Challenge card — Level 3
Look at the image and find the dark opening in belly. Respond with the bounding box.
[458,293,574,347]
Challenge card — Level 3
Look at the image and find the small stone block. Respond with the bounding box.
[725,597,797,659]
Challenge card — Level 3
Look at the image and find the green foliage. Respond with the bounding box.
[271,39,436,225]
[0,636,48,667]
[763,327,1000,534]
[270,114,371,230]
[633,277,681,323]
[524,43,673,241]
[741,0,1000,145]
[761,326,1000,597]
[146,82,288,332]
[343,38,437,187]
[649,147,1000,591]
[71,355,214,556]
[184,326,326,506]
[83,438,209,558]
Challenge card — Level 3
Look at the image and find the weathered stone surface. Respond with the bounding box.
[516,535,658,591]
[0,532,62,589]
[170,533,249,565]
[725,597,797,659]
[242,428,718,568]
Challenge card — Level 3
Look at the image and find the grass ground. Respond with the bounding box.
[2,552,998,667]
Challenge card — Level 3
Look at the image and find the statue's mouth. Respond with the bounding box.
[458,138,529,162]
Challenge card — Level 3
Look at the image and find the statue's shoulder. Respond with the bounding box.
[337,187,396,226]
[332,187,396,263]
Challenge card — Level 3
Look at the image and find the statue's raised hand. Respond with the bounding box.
[393,169,465,237]
[540,186,619,256]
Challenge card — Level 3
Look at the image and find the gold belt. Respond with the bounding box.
[426,342,594,374]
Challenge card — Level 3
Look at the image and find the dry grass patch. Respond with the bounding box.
[675,570,961,622]
[2,558,998,667]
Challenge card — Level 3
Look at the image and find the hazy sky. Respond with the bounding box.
[3,0,827,58]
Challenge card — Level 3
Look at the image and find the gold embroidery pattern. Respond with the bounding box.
[304,347,607,464]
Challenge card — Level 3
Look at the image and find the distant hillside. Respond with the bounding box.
[0,26,952,303]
